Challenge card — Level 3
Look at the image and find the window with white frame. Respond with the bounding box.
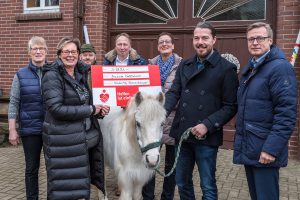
[24,0,60,13]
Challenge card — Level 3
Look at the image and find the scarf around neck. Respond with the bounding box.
[157,54,175,86]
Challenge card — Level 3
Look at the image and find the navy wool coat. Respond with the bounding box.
[165,50,239,147]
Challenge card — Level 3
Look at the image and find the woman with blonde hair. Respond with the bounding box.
[42,36,109,200]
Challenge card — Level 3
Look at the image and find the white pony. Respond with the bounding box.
[99,92,166,200]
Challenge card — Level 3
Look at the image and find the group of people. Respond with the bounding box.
[8,21,297,200]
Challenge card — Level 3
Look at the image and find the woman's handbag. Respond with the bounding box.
[86,128,99,149]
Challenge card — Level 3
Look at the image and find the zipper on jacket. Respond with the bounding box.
[243,68,256,84]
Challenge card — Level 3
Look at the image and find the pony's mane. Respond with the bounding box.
[121,93,165,150]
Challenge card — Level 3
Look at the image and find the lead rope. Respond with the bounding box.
[155,127,206,177]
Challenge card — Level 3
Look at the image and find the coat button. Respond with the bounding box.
[181,116,185,121]
[214,122,221,130]
[200,90,205,95]
[182,102,187,107]
[198,105,203,110]
[185,89,189,93]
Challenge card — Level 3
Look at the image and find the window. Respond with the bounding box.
[193,0,265,21]
[116,0,178,24]
[24,0,59,13]
[115,0,266,24]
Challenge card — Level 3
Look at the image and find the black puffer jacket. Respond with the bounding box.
[42,59,105,200]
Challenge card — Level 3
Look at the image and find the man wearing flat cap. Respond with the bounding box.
[80,43,97,65]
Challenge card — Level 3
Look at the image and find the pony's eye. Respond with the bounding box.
[136,122,141,128]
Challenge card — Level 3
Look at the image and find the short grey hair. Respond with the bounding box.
[247,22,273,39]
[27,36,48,52]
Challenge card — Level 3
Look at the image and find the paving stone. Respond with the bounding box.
[1,146,300,199]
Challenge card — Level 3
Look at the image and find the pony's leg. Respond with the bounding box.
[118,172,133,200]
[119,187,133,200]
[132,184,143,200]
[97,190,108,200]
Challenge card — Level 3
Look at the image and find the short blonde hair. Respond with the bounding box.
[115,33,131,45]
[247,22,273,39]
[28,36,48,52]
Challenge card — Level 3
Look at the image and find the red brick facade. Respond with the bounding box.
[0,0,109,95]
[0,0,299,158]
[0,1,76,94]
[83,0,109,63]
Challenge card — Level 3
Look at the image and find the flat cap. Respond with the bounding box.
[80,43,96,54]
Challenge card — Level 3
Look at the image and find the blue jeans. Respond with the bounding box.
[21,135,43,200]
[175,142,218,200]
[244,165,279,200]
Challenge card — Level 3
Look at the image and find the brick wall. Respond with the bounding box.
[83,0,109,64]
[277,0,300,159]
[0,1,74,95]
[0,0,108,96]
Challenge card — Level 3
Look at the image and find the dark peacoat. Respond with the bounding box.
[42,59,105,200]
[165,50,239,147]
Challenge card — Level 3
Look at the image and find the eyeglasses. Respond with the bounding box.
[158,40,172,45]
[247,36,270,44]
[61,50,78,56]
[31,47,46,53]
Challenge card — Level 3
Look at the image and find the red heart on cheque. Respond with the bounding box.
[100,90,109,103]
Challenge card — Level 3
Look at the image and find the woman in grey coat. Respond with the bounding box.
[143,32,182,200]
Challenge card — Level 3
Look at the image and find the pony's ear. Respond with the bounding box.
[135,91,143,106]
[157,92,165,105]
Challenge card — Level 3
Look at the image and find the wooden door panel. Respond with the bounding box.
[107,0,277,149]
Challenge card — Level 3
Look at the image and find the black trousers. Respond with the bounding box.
[21,135,43,200]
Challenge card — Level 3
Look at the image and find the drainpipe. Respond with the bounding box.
[73,0,85,41]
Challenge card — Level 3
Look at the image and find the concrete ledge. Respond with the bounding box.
[15,12,63,21]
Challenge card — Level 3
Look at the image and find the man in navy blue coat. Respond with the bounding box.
[233,22,297,200]
[164,22,239,200]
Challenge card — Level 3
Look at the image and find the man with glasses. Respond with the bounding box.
[8,36,47,200]
[164,22,239,200]
[233,22,297,200]
[143,32,182,200]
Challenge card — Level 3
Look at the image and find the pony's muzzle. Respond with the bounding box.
[145,154,160,168]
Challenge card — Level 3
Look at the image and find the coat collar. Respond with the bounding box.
[104,48,141,63]
[241,45,285,76]
[183,50,221,79]
[149,53,182,65]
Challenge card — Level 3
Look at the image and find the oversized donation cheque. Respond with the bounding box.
[91,65,162,106]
